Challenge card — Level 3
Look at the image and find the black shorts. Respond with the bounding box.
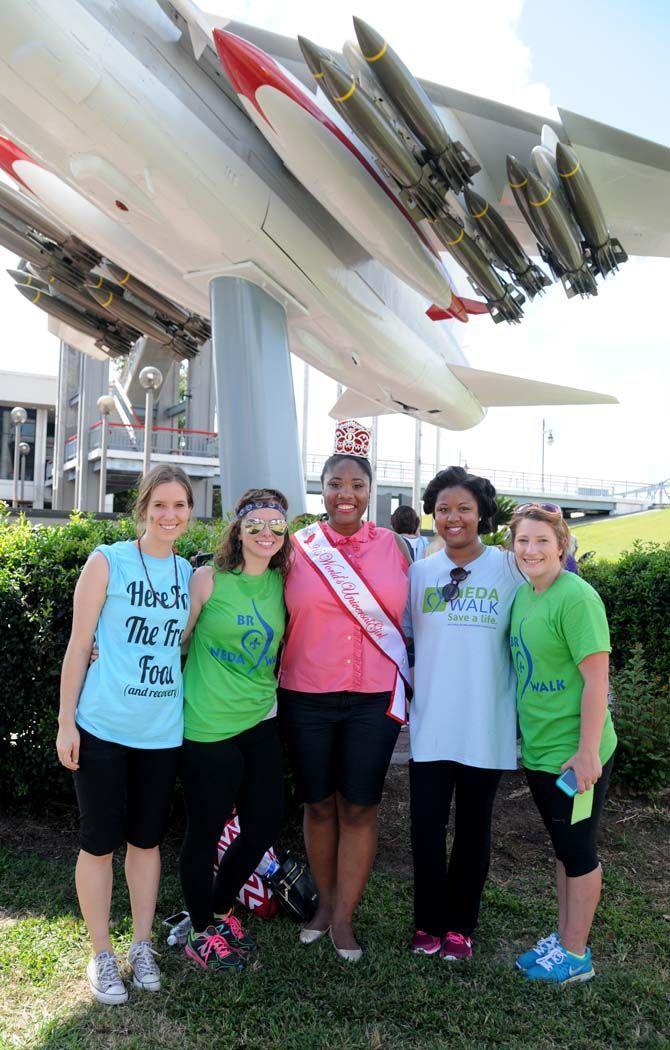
[525,754,614,877]
[73,726,180,855]
[278,689,401,806]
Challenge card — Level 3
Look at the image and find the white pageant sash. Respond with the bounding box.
[293,522,411,723]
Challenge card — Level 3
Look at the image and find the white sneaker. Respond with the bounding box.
[128,939,161,992]
[86,951,128,1005]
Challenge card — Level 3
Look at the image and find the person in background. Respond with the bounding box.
[509,503,616,985]
[279,420,410,962]
[405,466,525,962]
[56,465,193,1005]
[391,505,430,562]
[179,489,290,973]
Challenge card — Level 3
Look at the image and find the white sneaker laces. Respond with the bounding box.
[95,951,124,989]
[535,933,558,954]
[130,940,160,980]
[537,945,566,971]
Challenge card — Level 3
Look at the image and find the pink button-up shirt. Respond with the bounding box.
[280,521,409,694]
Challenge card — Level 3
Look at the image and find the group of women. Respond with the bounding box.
[57,443,615,1005]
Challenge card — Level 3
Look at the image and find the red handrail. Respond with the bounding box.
[89,421,217,437]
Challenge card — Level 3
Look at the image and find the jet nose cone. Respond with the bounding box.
[321,60,356,102]
[297,35,329,78]
[555,141,579,176]
[506,154,530,189]
[463,188,488,218]
[352,17,385,60]
[213,29,271,101]
[525,171,551,206]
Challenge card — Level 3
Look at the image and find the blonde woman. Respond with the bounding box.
[57,465,193,1005]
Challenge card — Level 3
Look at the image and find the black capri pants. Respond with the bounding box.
[525,754,614,877]
[73,725,180,855]
[279,689,401,806]
[179,717,283,933]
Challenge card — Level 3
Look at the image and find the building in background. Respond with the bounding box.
[0,369,56,508]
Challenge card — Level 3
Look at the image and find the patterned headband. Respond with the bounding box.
[237,500,286,518]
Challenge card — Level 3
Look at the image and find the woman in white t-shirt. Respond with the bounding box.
[405,466,524,961]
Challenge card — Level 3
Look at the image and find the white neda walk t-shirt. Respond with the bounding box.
[406,546,525,769]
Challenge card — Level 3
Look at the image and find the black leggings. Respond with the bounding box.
[179,718,283,932]
[410,759,502,937]
[525,755,614,877]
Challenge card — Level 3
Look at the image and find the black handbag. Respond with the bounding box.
[265,849,318,922]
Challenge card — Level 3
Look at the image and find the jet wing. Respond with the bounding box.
[328,387,396,420]
[447,364,618,407]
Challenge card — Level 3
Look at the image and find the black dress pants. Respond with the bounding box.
[179,717,283,932]
[409,759,502,937]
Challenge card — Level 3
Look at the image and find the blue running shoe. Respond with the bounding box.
[515,931,559,971]
[524,943,594,985]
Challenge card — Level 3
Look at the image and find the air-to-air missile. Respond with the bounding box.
[319,60,424,192]
[505,156,557,263]
[0,182,69,245]
[85,276,182,344]
[524,172,598,298]
[7,268,51,295]
[297,35,335,83]
[531,145,583,245]
[103,264,210,341]
[462,188,551,299]
[352,17,479,193]
[0,219,56,270]
[555,142,627,278]
[14,282,116,344]
[105,264,184,326]
[431,213,525,324]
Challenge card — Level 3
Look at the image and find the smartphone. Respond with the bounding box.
[162,910,189,928]
[555,768,578,797]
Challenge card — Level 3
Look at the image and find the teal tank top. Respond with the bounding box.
[76,541,192,748]
[183,568,285,742]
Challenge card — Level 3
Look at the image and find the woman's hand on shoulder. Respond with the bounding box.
[560,750,602,794]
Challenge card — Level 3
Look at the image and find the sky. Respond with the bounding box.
[0,0,668,488]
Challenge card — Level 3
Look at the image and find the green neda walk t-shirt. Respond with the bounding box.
[183,567,285,742]
[510,571,617,773]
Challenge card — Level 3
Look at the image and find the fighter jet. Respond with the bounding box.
[0,0,668,445]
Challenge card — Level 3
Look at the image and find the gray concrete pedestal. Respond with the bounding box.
[209,277,306,518]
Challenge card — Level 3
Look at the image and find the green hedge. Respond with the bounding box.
[581,541,670,681]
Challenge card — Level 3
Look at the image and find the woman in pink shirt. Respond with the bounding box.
[280,446,410,961]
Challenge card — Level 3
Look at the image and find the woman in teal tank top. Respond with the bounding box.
[179,487,291,972]
[56,465,194,1005]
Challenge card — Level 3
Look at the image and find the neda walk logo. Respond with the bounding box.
[422,585,499,625]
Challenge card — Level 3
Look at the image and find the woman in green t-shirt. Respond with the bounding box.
[509,503,616,986]
[179,488,291,972]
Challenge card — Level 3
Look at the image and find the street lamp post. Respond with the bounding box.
[139,366,163,477]
[18,442,30,504]
[10,406,27,508]
[97,394,116,513]
[541,418,555,493]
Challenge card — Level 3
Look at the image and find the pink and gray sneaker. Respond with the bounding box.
[440,932,473,961]
[185,926,245,973]
[411,930,442,956]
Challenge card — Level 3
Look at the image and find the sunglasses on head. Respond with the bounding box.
[515,502,562,515]
[242,518,288,536]
[441,566,471,603]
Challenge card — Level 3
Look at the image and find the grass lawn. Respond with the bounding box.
[1,772,669,1049]
[572,508,670,561]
